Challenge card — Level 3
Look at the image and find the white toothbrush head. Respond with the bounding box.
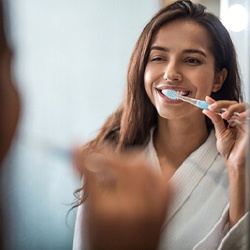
[162,89,179,100]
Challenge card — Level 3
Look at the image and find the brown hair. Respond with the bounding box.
[75,0,243,204]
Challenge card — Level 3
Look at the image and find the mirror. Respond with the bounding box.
[1,0,249,249]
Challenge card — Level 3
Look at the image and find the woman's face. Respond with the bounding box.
[144,20,223,120]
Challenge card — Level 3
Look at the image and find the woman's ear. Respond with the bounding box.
[212,68,227,92]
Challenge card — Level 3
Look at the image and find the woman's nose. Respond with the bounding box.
[163,62,182,82]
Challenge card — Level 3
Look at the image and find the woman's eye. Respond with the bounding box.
[151,57,165,62]
[186,58,201,64]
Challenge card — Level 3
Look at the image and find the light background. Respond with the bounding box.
[1,0,249,249]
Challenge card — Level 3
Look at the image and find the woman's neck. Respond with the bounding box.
[153,116,209,174]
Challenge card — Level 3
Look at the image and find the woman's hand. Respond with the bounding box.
[203,96,248,171]
[74,148,171,250]
[203,96,249,228]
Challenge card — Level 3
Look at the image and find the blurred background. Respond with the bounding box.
[0,0,249,249]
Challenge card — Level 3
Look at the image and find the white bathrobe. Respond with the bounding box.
[73,130,248,250]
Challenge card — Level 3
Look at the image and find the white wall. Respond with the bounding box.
[2,1,160,249]
[220,0,249,101]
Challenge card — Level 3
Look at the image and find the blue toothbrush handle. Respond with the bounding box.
[196,100,210,110]
[196,101,227,114]
[197,101,233,117]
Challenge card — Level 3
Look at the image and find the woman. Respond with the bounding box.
[73,1,248,249]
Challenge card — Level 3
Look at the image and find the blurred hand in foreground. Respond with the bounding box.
[74,148,171,250]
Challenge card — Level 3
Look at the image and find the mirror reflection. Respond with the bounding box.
[0,0,249,249]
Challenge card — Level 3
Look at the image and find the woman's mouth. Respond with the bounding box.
[158,89,191,97]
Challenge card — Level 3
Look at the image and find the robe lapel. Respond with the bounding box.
[146,130,220,228]
[165,130,219,224]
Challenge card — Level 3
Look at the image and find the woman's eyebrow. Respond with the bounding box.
[149,46,206,58]
[150,46,169,52]
[183,49,206,57]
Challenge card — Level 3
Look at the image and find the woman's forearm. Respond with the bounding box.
[228,169,246,229]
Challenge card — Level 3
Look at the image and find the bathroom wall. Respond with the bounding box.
[1,1,160,249]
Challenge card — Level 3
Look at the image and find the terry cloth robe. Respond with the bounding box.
[72,129,248,250]
[145,129,247,250]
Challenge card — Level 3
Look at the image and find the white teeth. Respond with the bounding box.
[177,90,189,96]
[160,89,190,97]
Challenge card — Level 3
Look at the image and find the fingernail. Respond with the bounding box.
[85,162,105,173]
[221,110,229,119]
[205,95,213,101]
[210,103,217,108]
[223,110,229,116]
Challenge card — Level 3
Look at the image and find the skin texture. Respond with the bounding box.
[144,20,225,123]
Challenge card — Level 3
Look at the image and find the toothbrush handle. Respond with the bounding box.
[196,101,228,115]
[196,100,210,110]
[179,96,235,118]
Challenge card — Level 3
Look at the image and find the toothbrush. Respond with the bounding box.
[161,89,243,124]
[18,133,73,162]
[162,89,210,110]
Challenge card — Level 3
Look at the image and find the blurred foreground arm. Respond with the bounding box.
[74,149,171,250]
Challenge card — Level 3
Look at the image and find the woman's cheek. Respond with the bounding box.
[144,68,153,97]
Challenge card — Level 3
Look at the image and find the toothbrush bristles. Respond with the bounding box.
[162,90,178,100]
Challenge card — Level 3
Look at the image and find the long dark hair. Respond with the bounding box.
[84,0,242,151]
[74,0,243,204]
